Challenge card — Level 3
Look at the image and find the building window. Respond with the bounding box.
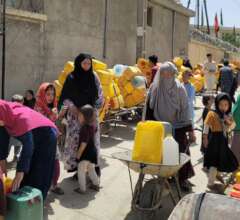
[147,6,153,27]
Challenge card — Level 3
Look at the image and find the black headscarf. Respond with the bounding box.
[58,53,98,109]
[23,90,36,109]
[215,93,232,119]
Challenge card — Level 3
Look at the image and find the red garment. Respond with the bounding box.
[0,99,57,137]
[35,82,58,122]
[151,65,159,83]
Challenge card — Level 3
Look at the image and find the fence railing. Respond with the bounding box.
[190,28,239,53]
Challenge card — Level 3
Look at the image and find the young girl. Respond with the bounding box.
[75,105,100,194]
[203,93,238,188]
[35,83,64,195]
[23,90,36,109]
[201,95,214,155]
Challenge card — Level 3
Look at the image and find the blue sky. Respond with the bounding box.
[181,0,240,28]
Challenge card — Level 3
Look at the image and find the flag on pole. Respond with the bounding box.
[214,13,220,37]
[220,9,223,26]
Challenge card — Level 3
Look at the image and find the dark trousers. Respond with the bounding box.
[21,127,57,200]
[174,127,195,183]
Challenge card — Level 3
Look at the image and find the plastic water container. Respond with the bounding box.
[3,177,13,194]
[162,136,179,165]
[161,122,173,138]
[132,121,164,164]
[113,64,127,77]
[131,76,146,88]
[236,172,240,184]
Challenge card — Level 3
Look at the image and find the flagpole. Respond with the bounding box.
[203,0,210,34]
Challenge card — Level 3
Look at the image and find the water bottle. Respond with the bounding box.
[162,136,179,165]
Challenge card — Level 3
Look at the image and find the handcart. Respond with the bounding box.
[112,151,190,213]
[100,105,144,134]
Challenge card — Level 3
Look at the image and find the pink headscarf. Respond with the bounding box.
[0,100,57,137]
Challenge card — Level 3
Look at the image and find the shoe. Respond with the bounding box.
[51,187,64,195]
[74,188,86,194]
[185,180,195,187]
[71,173,78,181]
[89,184,100,192]
[207,184,216,190]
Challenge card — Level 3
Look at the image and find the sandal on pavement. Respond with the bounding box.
[74,188,86,194]
[51,187,64,195]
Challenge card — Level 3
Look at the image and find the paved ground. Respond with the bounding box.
[8,97,209,220]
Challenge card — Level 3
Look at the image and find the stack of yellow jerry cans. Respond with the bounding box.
[117,66,147,108]
[174,57,204,93]
[54,61,74,100]
[137,58,152,86]
[93,59,124,122]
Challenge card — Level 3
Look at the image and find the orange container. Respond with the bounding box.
[3,177,13,194]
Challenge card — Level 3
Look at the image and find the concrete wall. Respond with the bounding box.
[1,18,44,98]
[145,2,173,61]
[43,0,138,82]
[2,0,192,99]
[2,0,138,98]
[188,39,240,66]
[145,1,191,62]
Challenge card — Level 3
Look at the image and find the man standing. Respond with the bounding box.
[219,59,234,95]
[203,53,217,91]
[148,55,159,84]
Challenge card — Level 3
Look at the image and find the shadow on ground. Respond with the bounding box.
[44,176,99,219]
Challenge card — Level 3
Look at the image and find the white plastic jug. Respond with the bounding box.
[162,136,179,165]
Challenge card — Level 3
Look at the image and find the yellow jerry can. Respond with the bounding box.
[54,80,63,99]
[125,82,134,94]
[58,71,70,85]
[112,83,121,96]
[122,66,142,81]
[92,59,107,71]
[102,84,115,98]
[132,121,164,164]
[96,69,114,85]
[64,61,74,73]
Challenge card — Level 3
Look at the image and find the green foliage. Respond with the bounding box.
[222,33,240,47]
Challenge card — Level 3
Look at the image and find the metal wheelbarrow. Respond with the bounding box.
[112,151,190,213]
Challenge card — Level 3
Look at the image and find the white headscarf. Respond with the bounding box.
[149,62,192,128]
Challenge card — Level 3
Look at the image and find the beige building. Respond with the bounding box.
[0,0,194,98]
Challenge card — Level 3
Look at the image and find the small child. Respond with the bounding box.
[23,90,36,109]
[201,95,214,155]
[75,105,100,194]
[9,94,24,161]
[35,83,64,195]
[203,93,238,188]
[182,69,196,124]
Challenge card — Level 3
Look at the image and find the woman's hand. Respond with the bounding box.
[69,105,78,116]
[0,160,7,176]
[58,106,68,119]
[12,172,24,192]
[189,131,196,143]
[52,108,58,115]
[76,151,82,160]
